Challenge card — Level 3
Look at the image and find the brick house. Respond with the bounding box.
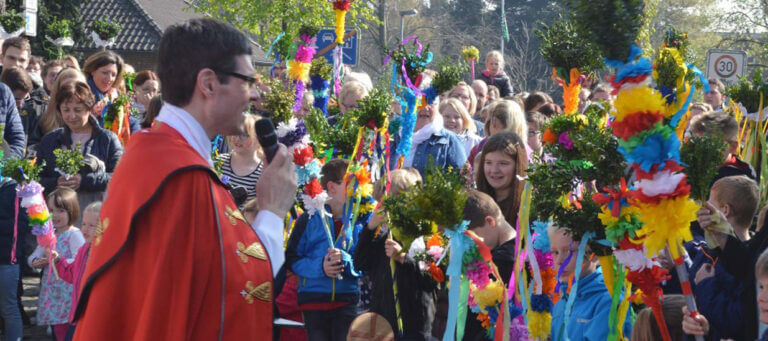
[76,0,268,72]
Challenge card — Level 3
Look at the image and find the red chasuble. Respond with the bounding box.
[73,124,274,340]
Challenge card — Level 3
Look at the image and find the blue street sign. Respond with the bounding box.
[316,28,358,66]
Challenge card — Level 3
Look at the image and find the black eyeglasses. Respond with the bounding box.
[213,69,258,88]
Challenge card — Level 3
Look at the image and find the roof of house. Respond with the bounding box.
[76,0,267,61]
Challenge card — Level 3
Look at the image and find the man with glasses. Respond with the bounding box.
[73,18,298,340]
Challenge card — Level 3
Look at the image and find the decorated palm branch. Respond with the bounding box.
[385,37,433,167]
[462,45,480,80]
[45,18,74,58]
[566,0,704,339]
[289,25,319,113]
[0,9,25,39]
[103,93,132,145]
[53,143,85,180]
[309,58,333,116]
[536,16,604,114]
[0,157,58,277]
[89,19,120,49]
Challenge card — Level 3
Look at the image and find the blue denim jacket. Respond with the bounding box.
[390,128,468,175]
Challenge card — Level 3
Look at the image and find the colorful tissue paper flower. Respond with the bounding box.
[611,112,665,140]
[632,160,685,181]
[527,309,552,340]
[427,245,444,260]
[472,280,504,308]
[614,247,656,272]
[304,177,323,197]
[288,60,311,83]
[297,160,322,186]
[294,44,316,64]
[466,260,492,289]
[618,133,681,172]
[427,233,444,248]
[603,213,643,243]
[558,132,574,149]
[635,196,698,258]
[534,249,554,269]
[542,129,557,145]
[278,120,309,148]
[300,192,329,215]
[428,262,445,283]
[531,221,551,251]
[612,87,666,123]
[293,144,315,166]
[530,294,553,312]
[633,172,690,205]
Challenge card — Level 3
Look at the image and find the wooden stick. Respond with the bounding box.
[316,30,358,56]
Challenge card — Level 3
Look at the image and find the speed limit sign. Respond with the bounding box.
[706,49,747,85]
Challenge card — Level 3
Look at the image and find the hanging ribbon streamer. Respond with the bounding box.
[442,221,471,341]
[561,231,594,341]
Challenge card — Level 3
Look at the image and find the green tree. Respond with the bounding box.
[192,0,378,49]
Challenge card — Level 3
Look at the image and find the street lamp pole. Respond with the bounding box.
[399,9,418,42]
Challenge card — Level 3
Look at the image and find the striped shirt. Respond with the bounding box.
[220,153,263,204]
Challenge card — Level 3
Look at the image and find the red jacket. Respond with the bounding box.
[73,124,274,340]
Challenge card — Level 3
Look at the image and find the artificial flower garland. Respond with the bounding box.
[288,26,319,113]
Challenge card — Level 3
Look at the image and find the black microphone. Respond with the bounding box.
[255,118,279,163]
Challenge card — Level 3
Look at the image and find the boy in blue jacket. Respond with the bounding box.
[690,175,759,340]
[285,159,371,341]
[548,224,632,341]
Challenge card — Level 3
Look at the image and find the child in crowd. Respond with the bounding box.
[478,51,513,97]
[54,201,102,340]
[475,132,528,226]
[689,176,759,340]
[684,249,768,340]
[689,111,756,183]
[440,97,482,155]
[548,224,632,340]
[487,85,500,102]
[523,91,550,112]
[468,99,527,166]
[28,188,85,341]
[588,84,612,103]
[631,295,685,341]
[355,168,439,340]
[285,159,371,341]
[696,176,763,339]
[525,110,548,158]
[462,189,518,340]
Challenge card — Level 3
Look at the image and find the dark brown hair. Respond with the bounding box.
[2,37,31,55]
[134,70,159,87]
[321,159,350,189]
[56,81,96,112]
[631,295,685,341]
[464,189,503,229]
[158,18,251,107]
[475,132,528,225]
[48,187,80,226]
[689,111,738,143]
[83,50,125,93]
[142,95,163,129]
[524,91,549,112]
[0,67,32,93]
[536,103,563,118]
[42,59,65,79]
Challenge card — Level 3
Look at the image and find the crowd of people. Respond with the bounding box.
[0,16,766,341]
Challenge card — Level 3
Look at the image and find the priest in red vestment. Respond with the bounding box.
[72,18,298,340]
